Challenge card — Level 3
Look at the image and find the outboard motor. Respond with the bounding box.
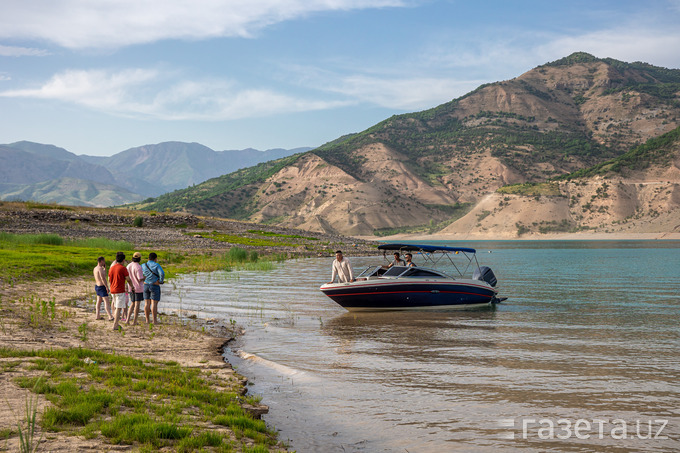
[473,266,497,287]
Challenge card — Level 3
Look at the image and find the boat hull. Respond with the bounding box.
[320,279,497,312]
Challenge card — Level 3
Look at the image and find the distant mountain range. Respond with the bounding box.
[132,52,680,237]
[0,141,310,206]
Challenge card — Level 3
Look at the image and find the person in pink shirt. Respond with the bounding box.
[125,252,145,325]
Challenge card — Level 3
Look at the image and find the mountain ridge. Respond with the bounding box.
[0,141,310,206]
[131,52,680,237]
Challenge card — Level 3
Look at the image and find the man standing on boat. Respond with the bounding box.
[328,250,355,284]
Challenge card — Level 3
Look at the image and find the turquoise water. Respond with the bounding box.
[163,241,680,452]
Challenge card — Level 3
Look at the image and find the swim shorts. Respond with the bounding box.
[95,285,108,297]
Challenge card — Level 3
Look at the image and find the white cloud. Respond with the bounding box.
[0,0,406,49]
[283,62,488,110]
[0,68,350,120]
[0,73,10,82]
[1,69,159,110]
[325,75,484,110]
[0,44,49,57]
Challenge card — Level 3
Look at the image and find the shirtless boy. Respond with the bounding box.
[93,256,112,320]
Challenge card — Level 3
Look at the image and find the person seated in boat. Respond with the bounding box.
[384,252,406,269]
[404,253,416,267]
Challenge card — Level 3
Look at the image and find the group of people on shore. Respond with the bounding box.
[93,251,165,330]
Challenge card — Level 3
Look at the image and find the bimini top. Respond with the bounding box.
[377,243,476,254]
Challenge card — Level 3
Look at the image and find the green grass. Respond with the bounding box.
[0,231,287,285]
[2,347,276,451]
[0,232,206,284]
[24,201,74,211]
[189,231,296,247]
[247,229,319,241]
[0,233,135,283]
[224,247,277,271]
[0,232,132,250]
[0,232,65,246]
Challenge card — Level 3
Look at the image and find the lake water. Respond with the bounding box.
[162,241,680,452]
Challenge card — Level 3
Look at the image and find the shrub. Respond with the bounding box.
[132,216,144,228]
[226,247,248,264]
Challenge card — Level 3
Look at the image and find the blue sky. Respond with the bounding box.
[1,0,679,156]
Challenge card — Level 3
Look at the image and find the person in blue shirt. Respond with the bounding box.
[142,252,165,324]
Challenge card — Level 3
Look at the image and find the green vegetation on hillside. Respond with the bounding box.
[544,52,680,107]
[559,125,680,179]
[496,182,562,196]
[357,111,610,180]
[135,154,303,214]
[373,202,472,236]
[543,52,603,66]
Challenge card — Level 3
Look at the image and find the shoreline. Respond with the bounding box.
[0,275,280,451]
[358,231,680,241]
[0,203,376,452]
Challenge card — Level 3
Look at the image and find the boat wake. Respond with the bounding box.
[235,350,308,379]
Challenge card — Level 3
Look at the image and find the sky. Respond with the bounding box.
[1,0,680,156]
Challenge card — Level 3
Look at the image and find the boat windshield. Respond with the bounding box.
[378,243,481,277]
[383,266,447,278]
[357,265,386,278]
[383,266,409,277]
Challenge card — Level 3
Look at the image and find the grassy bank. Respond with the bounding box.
[0,231,286,285]
[0,231,286,452]
[2,347,274,452]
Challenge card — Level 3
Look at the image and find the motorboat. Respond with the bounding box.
[319,243,503,311]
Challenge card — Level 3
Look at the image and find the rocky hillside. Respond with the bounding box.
[133,53,680,236]
[441,126,680,238]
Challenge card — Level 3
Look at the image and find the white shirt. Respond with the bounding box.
[331,257,354,283]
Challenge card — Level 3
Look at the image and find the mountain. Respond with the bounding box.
[0,143,117,186]
[87,142,310,197]
[0,141,310,206]
[133,53,680,236]
[1,177,145,207]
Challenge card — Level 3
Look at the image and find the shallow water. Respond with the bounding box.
[163,241,680,452]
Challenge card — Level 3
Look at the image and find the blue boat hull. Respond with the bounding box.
[320,280,497,311]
